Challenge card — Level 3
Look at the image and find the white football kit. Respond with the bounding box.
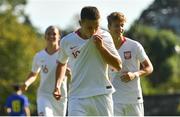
[32,49,67,116]
[58,29,121,116]
[110,37,148,116]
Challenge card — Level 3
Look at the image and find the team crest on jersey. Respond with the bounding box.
[124,51,131,59]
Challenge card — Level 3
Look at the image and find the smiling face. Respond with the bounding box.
[108,19,125,37]
[45,26,60,45]
[107,12,126,38]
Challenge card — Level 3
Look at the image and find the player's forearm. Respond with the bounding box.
[134,68,152,79]
[55,62,67,89]
[25,72,38,87]
[135,60,153,78]
[5,108,11,114]
[97,45,122,71]
[140,65,153,76]
[24,107,30,116]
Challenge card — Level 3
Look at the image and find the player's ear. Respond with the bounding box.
[79,20,82,26]
[44,34,47,40]
[108,24,111,30]
[121,28,124,34]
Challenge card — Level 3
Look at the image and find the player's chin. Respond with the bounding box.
[48,38,56,42]
[56,97,61,100]
[115,31,121,35]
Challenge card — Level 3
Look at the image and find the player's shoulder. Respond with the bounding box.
[21,94,28,99]
[6,94,14,100]
[61,32,76,43]
[34,49,46,59]
[98,29,113,43]
[14,94,28,101]
[125,37,142,47]
[99,29,111,37]
[36,49,45,55]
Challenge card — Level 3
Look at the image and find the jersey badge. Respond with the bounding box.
[124,51,131,59]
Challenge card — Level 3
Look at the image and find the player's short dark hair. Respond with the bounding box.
[107,12,127,26]
[45,25,61,37]
[80,6,100,20]
[12,84,21,91]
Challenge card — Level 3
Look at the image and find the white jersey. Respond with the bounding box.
[32,49,67,97]
[58,29,121,98]
[110,37,148,104]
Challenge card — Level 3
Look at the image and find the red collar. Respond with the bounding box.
[45,48,59,55]
[117,36,126,49]
[75,29,81,36]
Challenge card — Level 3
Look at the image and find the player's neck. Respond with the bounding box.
[46,44,59,55]
[77,29,91,40]
[16,90,22,95]
[112,35,125,49]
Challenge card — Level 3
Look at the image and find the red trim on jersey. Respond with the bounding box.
[75,29,81,36]
[117,36,126,49]
[75,29,87,39]
[120,36,126,46]
[45,48,59,55]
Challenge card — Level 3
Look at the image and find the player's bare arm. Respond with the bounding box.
[93,35,122,71]
[121,58,153,83]
[21,72,38,92]
[66,67,72,81]
[5,107,11,114]
[53,62,67,100]
[24,107,30,116]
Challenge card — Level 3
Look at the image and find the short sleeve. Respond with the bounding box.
[31,54,41,73]
[23,96,29,107]
[102,31,121,60]
[58,38,69,64]
[5,96,11,108]
[136,42,148,62]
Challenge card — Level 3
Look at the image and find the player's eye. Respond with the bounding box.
[47,32,56,36]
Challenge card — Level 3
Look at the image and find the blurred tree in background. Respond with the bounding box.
[138,0,180,36]
[126,0,180,95]
[0,0,44,115]
[126,23,180,95]
[0,0,72,115]
[0,0,180,115]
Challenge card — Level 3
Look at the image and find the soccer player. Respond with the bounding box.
[21,26,70,116]
[107,12,153,116]
[5,84,30,116]
[53,6,122,116]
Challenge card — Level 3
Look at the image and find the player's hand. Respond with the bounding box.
[120,71,136,83]
[93,35,104,49]
[65,67,72,79]
[21,84,28,92]
[53,87,61,100]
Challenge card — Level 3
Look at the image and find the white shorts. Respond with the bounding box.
[114,103,144,116]
[68,94,113,116]
[37,94,67,116]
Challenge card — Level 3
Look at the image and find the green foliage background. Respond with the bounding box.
[0,0,44,115]
[126,23,180,95]
[0,0,180,115]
